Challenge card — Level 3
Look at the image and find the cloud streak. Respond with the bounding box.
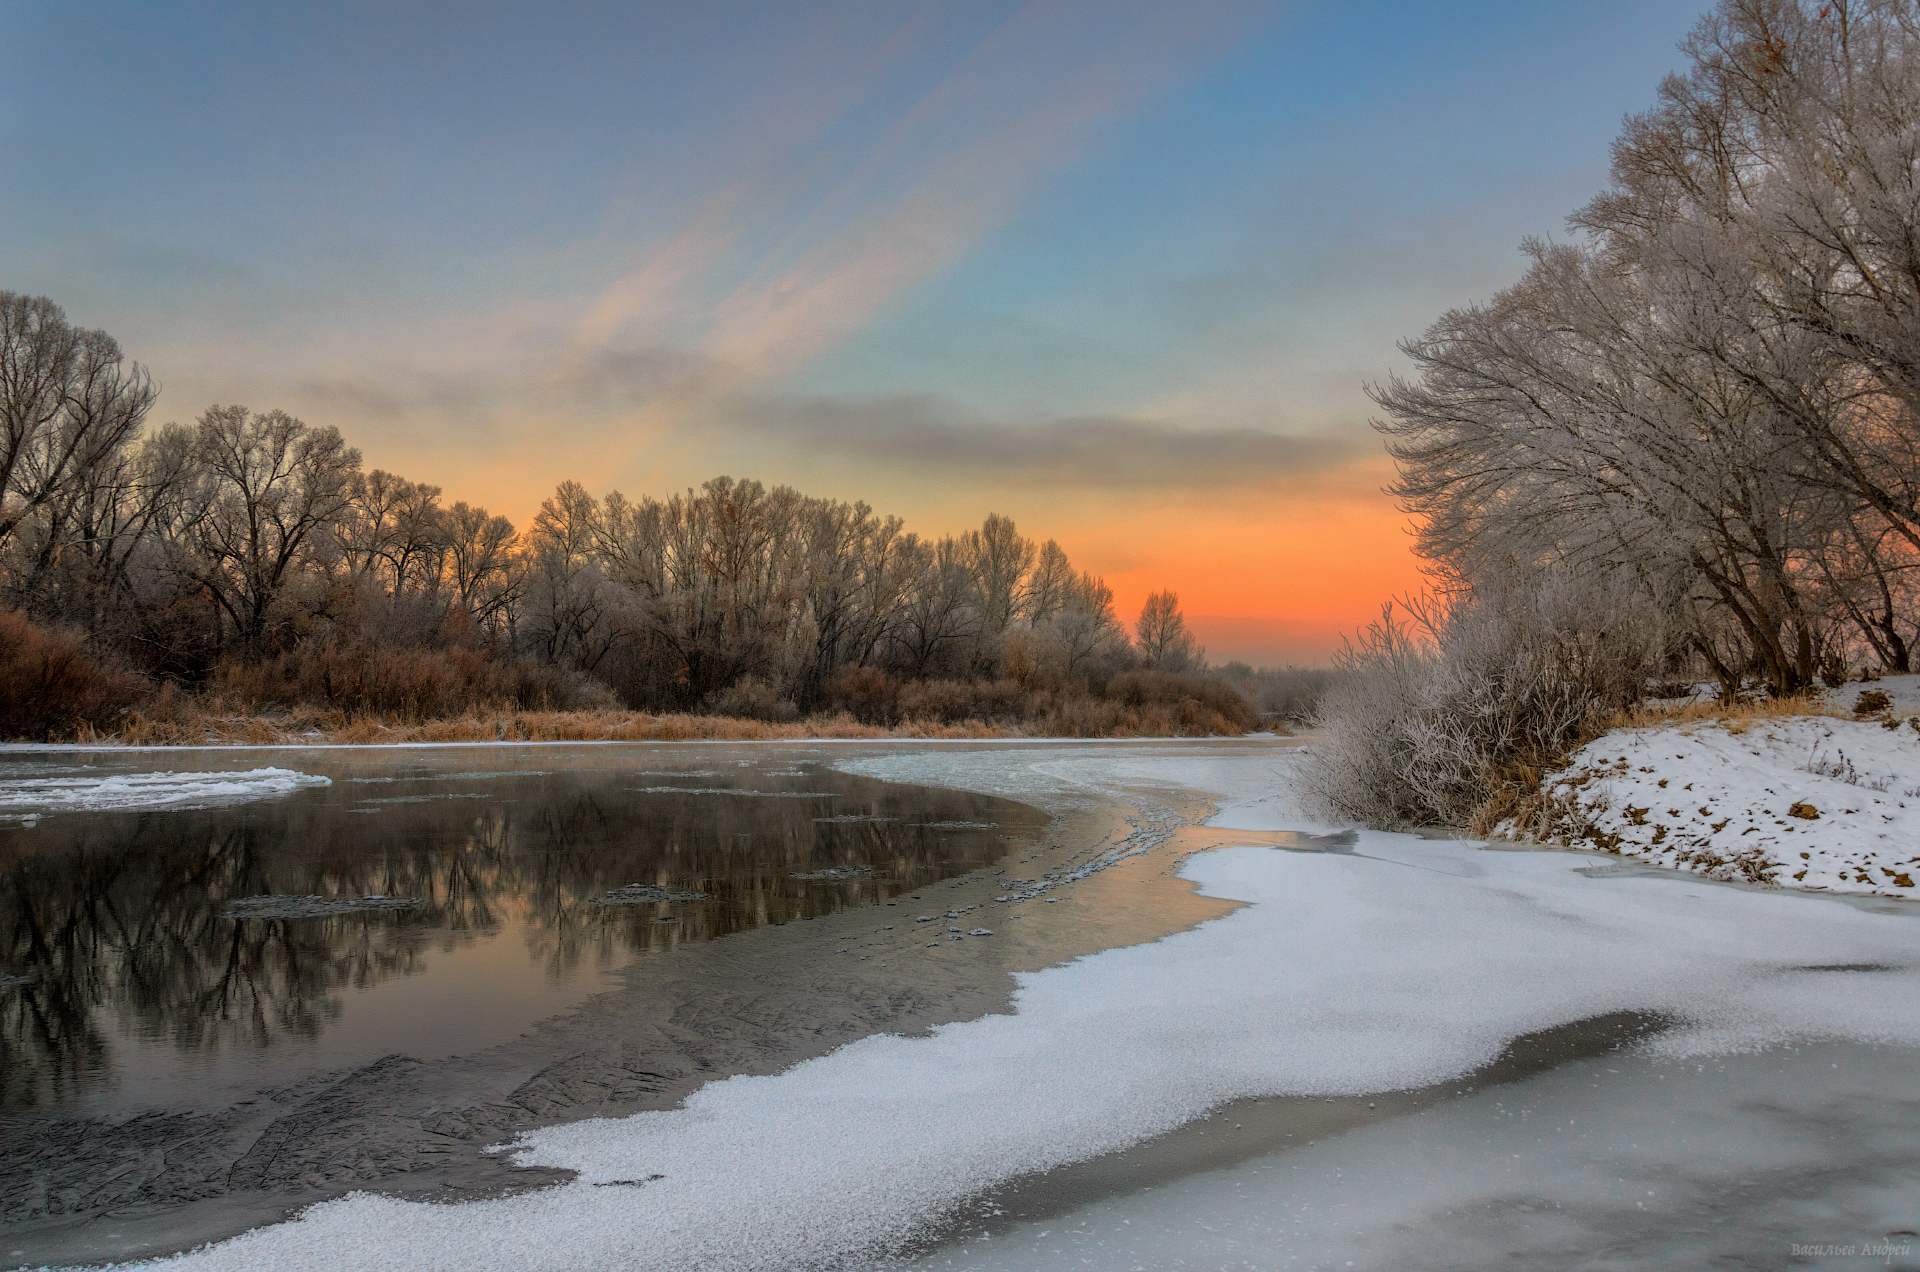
[581,0,1264,378]
[741,392,1363,490]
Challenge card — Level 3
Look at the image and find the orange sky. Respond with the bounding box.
[363,430,1423,668]
[1087,468,1425,665]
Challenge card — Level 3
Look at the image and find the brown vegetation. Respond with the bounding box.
[0,611,144,741]
[1597,695,1842,734]
[206,639,607,720]
[102,691,1259,749]
[0,606,1260,745]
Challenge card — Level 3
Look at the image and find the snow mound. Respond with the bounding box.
[120,747,1920,1272]
[1523,716,1920,897]
[0,767,329,816]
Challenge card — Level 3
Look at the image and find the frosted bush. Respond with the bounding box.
[1300,571,1664,828]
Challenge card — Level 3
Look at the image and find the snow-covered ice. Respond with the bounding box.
[0,767,329,818]
[1523,715,1920,897]
[86,744,1920,1272]
[911,1041,1920,1271]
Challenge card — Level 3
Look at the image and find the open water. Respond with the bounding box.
[0,745,1046,1124]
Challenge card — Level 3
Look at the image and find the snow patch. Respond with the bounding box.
[1518,716,1920,897]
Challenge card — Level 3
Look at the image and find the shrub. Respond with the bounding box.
[1037,691,1247,738]
[0,611,146,740]
[211,640,606,719]
[1300,571,1665,829]
[1102,670,1260,731]
[703,677,800,722]
[828,665,901,724]
[825,666,1253,734]
[896,678,1034,724]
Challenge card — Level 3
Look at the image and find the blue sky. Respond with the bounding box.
[0,0,1711,660]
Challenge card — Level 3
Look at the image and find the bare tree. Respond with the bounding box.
[443,502,522,630]
[963,513,1035,647]
[183,406,360,651]
[1374,237,1845,695]
[1046,570,1127,682]
[1022,540,1074,624]
[1573,0,1920,551]
[0,294,156,559]
[1135,589,1203,671]
[894,535,979,678]
[523,480,620,671]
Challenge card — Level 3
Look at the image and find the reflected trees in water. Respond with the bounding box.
[0,765,1037,1113]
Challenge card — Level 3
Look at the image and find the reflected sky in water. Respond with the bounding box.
[0,745,1046,1121]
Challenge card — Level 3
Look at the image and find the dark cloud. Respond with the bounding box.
[291,343,722,425]
[283,355,1368,496]
[740,393,1366,490]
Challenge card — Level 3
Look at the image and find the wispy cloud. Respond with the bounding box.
[580,0,1263,378]
[737,390,1362,490]
[274,0,1272,496]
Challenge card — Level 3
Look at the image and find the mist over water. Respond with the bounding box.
[0,746,1046,1122]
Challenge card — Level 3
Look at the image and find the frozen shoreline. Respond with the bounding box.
[48,742,1920,1272]
[1519,715,1920,899]
[0,734,1275,756]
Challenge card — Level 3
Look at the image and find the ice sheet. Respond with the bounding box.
[908,1040,1920,1271]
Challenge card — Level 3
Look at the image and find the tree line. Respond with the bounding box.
[0,289,1224,733]
[1374,0,1920,699]
[1305,0,1920,828]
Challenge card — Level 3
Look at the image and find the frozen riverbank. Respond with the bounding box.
[70,742,1920,1272]
[1515,714,1920,898]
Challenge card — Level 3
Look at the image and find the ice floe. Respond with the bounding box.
[224,894,425,920]
[0,767,329,816]
[592,884,709,905]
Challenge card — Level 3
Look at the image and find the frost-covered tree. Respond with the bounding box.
[1135,589,1203,672]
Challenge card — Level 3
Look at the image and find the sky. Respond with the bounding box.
[0,0,1712,665]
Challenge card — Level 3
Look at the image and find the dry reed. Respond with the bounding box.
[94,701,1262,747]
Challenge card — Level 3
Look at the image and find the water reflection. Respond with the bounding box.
[0,750,1043,1115]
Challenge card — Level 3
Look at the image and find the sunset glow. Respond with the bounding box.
[1,0,1709,663]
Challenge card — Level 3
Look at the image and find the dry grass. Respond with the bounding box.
[1466,693,1841,841]
[1599,694,1840,734]
[89,701,1264,747]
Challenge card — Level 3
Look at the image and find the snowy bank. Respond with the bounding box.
[92,745,1920,1272]
[1518,715,1920,898]
[0,767,329,819]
